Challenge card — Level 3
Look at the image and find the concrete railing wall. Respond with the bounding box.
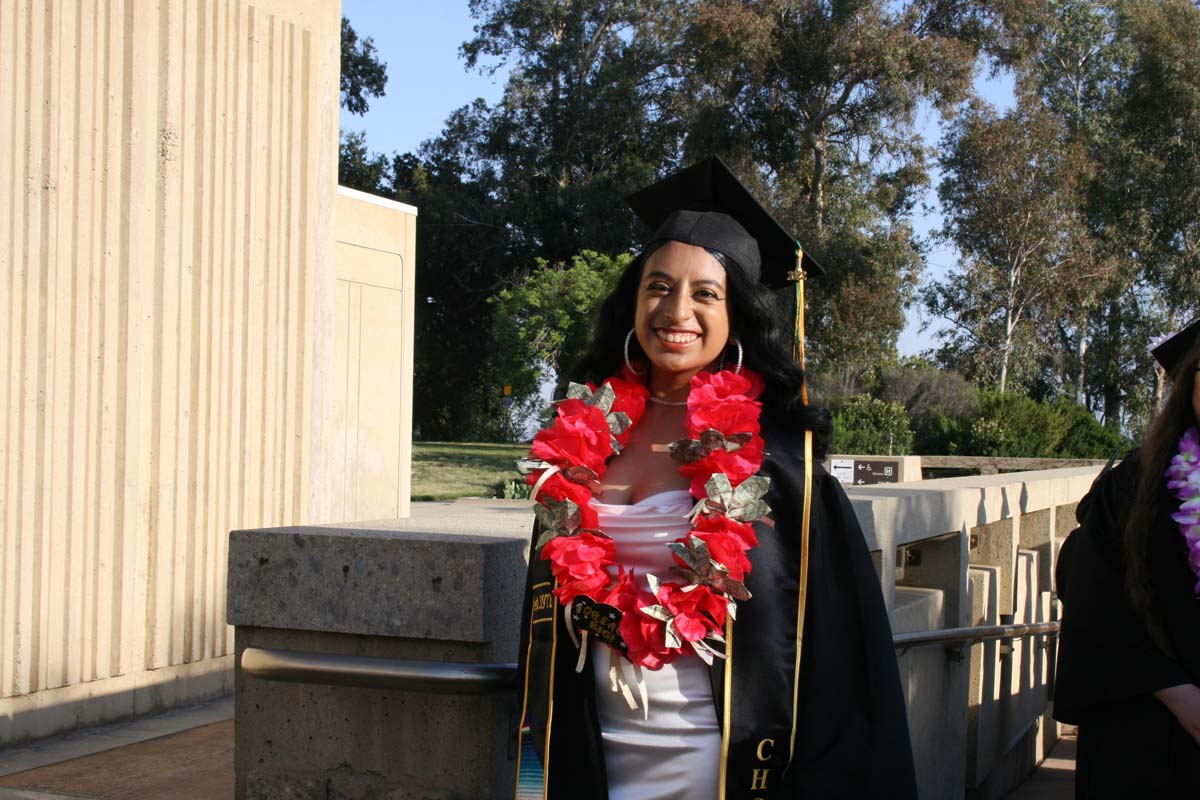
[848,465,1101,800]
[0,0,347,746]
[229,465,1101,800]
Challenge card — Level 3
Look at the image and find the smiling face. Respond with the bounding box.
[633,241,731,392]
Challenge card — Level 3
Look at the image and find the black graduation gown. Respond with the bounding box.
[511,419,918,799]
[1053,451,1200,797]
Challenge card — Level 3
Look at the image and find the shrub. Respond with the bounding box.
[877,361,980,421]
[912,410,966,455]
[876,360,979,454]
[493,477,532,500]
[1053,402,1130,458]
[957,392,1065,457]
[831,395,914,455]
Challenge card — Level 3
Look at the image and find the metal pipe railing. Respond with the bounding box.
[892,620,1059,650]
[240,646,519,694]
[241,620,1059,693]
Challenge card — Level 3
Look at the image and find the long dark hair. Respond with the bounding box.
[571,242,833,456]
[1125,336,1200,645]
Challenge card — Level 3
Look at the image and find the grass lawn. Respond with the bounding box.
[411,441,530,501]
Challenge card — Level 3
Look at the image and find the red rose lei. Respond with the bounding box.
[522,367,771,670]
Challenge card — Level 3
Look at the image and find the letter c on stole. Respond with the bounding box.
[755,738,775,762]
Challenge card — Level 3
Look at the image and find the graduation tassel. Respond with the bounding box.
[790,245,809,406]
[787,242,815,766]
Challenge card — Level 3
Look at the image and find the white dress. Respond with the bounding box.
[590,489,722,800]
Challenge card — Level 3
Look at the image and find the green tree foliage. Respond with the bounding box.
[338,1,1200,442]
[340,17,388,116]
[925,100,1084,394]
[338,130,390,193]
[1054,401,1129,458]
[338,18,391,194]
[392,142,519,442]
[925,0,1200,434]
[384,1,691,440]
[958,392,1066,457]
[1106,0,1200,302]
[876,359,979,421]
[875,359,979,454]
[492,251,633,413]
[459,0,689,263]
[831,395,914,456]
[955,391,1127,458]
[683,0,987,377]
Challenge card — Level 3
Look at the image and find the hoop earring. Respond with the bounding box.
[729,338,743,375]
[624,329,643,375]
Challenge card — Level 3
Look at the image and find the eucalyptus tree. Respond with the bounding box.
[460,0,692,263]
[990,0,1200,426]
[399,0,693,439]
[926,100,1083,394]
[681,0,988,376]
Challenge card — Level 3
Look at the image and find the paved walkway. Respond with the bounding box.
[0,698,1074,800]
[0,699,232,800]
[1005,735,1076,800]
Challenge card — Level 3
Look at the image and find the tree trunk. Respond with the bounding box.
[1075,322,1087,406]
[1102,298,1122,427]
[1000,305,1016,394]
[811,137,825,235]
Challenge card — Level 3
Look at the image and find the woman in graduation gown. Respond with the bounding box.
[1054,318,1200,797]
[510,157,917,800]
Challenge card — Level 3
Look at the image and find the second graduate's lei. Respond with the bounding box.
[1166,426,1200,596]
[520,367,771,673]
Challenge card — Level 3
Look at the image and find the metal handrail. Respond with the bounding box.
[240,647,519,694]
[892,620,1059,651]
[241,620,1059,693]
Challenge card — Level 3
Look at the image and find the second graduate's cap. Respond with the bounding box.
[1151,316,1200,378]
[625,156,824,289]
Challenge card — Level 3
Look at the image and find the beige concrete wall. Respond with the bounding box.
[0,0,341,742]
[847,466,1102,800]
[328,187,417,522]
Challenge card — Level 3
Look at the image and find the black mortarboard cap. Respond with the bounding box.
[625,156,824,289]
[1151,316,1200,377]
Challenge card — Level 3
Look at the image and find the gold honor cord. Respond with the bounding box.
[791,246,809,404]
[717,615,735,800]
[543,586,559,796]
[788,428,814,764]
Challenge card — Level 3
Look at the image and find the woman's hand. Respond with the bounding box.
[1154,683,1200,746]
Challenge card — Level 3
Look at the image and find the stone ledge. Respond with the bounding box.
[227,519,528,642]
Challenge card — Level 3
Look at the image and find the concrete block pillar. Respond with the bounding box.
[898,530,969,627]
[895,532,970,799]
[893,588,953,800]
[969,518,1017,617]
[1018,509,1053,601]
[1052,503,1079,594]
[226,502,533,800]
[966,566,1000,788]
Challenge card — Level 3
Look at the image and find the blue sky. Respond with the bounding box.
[340,1,1014,357]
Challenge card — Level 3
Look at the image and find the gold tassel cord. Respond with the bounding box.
[786,243,813,768]
[790,247,808,406]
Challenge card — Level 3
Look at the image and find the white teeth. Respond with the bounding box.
[656,330,698,344]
